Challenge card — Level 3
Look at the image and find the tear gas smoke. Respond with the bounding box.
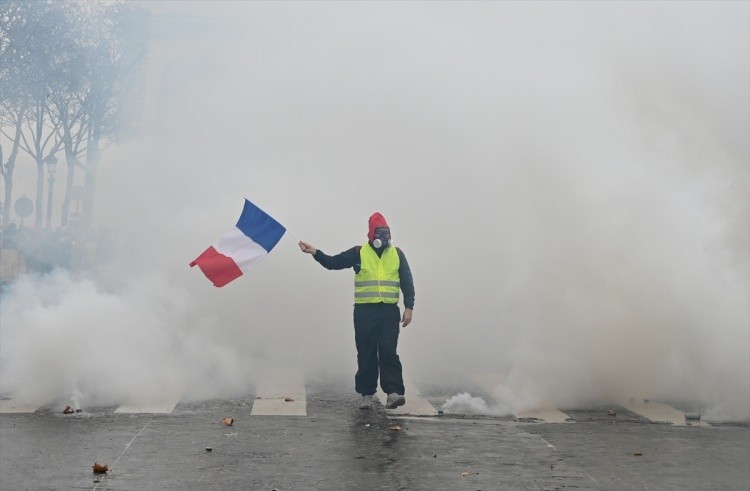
[1,2,747,420]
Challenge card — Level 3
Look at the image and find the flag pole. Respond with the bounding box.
[285,228,301,243]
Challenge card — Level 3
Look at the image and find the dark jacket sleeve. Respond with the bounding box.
[397,248,415,310]
[312,247,359,270]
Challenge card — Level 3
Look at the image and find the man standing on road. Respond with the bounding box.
[298,212,415,409]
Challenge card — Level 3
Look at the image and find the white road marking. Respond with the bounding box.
[115,396,181,414]
[539,436,557,450]
[0,398,47,414]
[621,399,710,427]
[467,372,571,423]
[251,368,307,416]
[585,473,600,485]
[376,375,437,416]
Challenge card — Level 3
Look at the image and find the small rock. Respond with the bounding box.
[206,447,212,452]
[221,417,234,426]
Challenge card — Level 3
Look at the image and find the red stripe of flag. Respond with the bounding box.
[189,246,243,287]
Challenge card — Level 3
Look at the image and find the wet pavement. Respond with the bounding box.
[1,372,748,490]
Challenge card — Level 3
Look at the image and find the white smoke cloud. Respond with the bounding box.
[1,2,747,420]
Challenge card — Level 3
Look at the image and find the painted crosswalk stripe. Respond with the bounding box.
[115,395,181,414]
[0,398,47,414]
[376,375,437,416]
[467,372,571,423]
[251,368,307,416]
[621,399,710,427]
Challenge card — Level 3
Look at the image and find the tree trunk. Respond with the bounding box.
[1,111,25,231]
[2,165,13,235]
[34,157,44,229]
[60,152,76,227]
[81,144,99,231]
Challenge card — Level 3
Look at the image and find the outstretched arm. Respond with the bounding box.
[299,242,359,270]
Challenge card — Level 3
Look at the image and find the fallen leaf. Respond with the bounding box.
[284,397,294,402]
[92,463,109,474]
[63,405,74,414]
[389,425,402,431]
[221,417,234,426]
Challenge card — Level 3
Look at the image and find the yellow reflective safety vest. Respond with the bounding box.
[354,243,400,304]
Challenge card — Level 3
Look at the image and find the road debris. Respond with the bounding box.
[389,424,403,431]
[607,409,616,417]
[63,405,75,414]
[284,397,295,402]
[92,463,109,474]
[221,417,234,426]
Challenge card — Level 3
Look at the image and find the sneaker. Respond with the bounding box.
[359,394,374,409]
[386,393,405,409]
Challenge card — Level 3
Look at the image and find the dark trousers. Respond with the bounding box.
[353,303,404,396]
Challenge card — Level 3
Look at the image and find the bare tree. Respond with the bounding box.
[0,0,147,234]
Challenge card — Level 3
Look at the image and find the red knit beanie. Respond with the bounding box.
[367,212,389,241]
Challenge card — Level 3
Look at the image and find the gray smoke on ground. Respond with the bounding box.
[1,2,747,419]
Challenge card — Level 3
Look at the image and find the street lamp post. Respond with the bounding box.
[45,155,58,229]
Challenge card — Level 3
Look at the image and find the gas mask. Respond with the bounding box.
[372,227,392,248]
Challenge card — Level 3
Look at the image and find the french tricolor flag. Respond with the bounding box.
[190,199,286,287]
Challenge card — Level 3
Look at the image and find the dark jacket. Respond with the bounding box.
[312,244,415,310]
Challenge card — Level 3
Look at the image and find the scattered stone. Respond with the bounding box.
[63,405,74,414]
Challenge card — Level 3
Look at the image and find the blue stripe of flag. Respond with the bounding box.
[235,199,286,252]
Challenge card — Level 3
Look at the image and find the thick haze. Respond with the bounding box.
[1,2,748,420]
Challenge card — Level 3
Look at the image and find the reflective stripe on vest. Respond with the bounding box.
[354,243,400,304]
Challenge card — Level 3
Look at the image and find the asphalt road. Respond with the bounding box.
[1,370,748,490]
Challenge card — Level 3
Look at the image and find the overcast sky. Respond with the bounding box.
[3,1,748,419]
